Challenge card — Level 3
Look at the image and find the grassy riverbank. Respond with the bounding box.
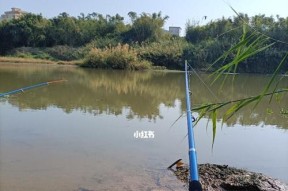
[0,39,185,70]
[0,56,83,66]
[0,56,169,71]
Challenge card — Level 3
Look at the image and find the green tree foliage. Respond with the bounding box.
[0,11,168,53]
[0,12,129,53]
[0,13,51,53]
[185,13,288,73]
[123,12,169,43]
[138,38,188,69]
[47,12,81,46]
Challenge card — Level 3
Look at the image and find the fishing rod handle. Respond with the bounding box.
[189,180,203,191]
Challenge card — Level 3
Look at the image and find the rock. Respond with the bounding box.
[168,160,288,191]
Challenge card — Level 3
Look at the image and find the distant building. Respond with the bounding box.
[168,27,181,36]
[0,8,27,21]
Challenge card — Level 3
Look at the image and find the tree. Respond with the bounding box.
[123,12,169,43]
[0,13,50,53]
[185,13,288,73]
[48,12,82,46]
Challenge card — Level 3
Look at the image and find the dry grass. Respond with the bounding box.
[0,56,83,66]
[56,60,84,65]
[83,44,151,70]
[0,56,56,64]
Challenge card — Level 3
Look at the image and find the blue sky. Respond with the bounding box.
[1,0,288,34]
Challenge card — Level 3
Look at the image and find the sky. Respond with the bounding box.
[1,0,288,35]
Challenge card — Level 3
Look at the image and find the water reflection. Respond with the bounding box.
[0,64,287,128]
[1,64,288,190]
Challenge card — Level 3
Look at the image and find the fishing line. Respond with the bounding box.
[188,63,220,103]
[169,113,185,129]
[169,63,216,129]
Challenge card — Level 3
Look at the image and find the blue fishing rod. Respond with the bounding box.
[185,61,202,191]
[0,79,66,98]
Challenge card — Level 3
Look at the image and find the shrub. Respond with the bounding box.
[45,45,84,61]
[10,47,54,60]
[7,46,83,61]
[83,44,151,70]
[85,37,121,49]
[83,48,109,68]
[137,38,188,70]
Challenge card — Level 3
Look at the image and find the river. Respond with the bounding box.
[0,64,287,191]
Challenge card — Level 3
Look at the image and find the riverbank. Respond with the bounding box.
[0,56,83,66]
[168,161,288,191]
[0,56,170,71]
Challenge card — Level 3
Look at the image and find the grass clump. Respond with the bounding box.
[83,44,151,70]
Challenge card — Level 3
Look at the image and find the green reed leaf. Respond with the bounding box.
[212,110,217,148]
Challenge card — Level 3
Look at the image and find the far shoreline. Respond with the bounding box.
[0,56,182,72]
[0,56,82,66]
[1,56,285,76]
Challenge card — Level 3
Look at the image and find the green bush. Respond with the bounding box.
[137,38,188,70]
[86,37,121,49]
[45,46,84,61]
[83,44,151,70]
[10,47,54,60]
[8,46,83,61]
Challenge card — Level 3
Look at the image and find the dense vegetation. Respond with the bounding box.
[0,11,287,73]
[185,14,288,73]
[83,44,152,70]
